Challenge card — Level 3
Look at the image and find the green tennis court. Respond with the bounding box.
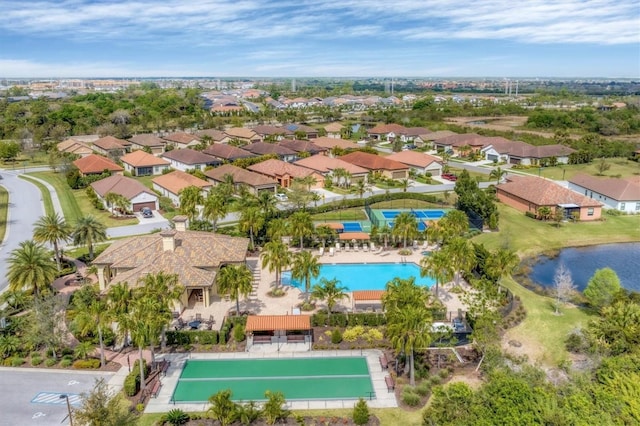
[172,357,374,402]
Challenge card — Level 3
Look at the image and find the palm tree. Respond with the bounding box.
[217,264,253,314]
[291,251,321,302]
[489,166,507,185]
[106,282,134,349]
[420,249,454,298]
[137,272,183,353]
[32,212,72,271]
[400,178,411,193]
[267,218,289,242]
[443,237,477,287]
[7,240,57,297]
[354,180,368,198]
[125,295,158,391]
[260,240,292,288]
[72,216,107,260]
[485,248,519,283]
[239,205,265,251]
[256,190,277,219]
[288,211,313,250]
[382,277,430,319]
[310,278,348,319]
[74,298,109,367]
[391,212,418,248]
[202,190,228,231]
[387,304,432,386]
[439,210,469,241]
[178,185,204,221]
[104,192,120,215]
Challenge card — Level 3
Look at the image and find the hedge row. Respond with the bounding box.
[123,359,148,397]
[166,330,218,346]
[312,312,387,327]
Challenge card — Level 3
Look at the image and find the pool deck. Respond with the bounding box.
[145,349,398,413]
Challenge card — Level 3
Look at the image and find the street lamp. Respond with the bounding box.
[59,394,73,426]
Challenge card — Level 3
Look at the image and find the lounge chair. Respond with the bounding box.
[370,242,376,251]
[363,243,369,252]
[318,247,325,256]
[329,247,335,257]
[379,251,390,257]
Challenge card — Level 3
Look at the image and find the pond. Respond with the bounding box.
[528,242,640,292]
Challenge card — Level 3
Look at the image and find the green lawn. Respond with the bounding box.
[472,203,640,257]
[28,171,138,227]
[514,157,640,181]
[313,208,369,221]
[0,185,8,242]
[19,175,54,216]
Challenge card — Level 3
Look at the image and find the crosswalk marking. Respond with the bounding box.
[31,392,82,406]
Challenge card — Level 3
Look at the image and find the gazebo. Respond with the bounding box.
[245,315,312,348]
[352,290,385,312]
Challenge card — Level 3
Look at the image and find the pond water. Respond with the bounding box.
[529,243,640,292]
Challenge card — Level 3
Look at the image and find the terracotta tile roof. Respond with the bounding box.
[248,159,314,179]
[90,174,156,200]
[352,290,385,301]
[368,123,407,135]
[129,134,166,147]
[252,125,286,136]
[93,230,249,289]
[121,150,170,167]
[434,133,488,147]
[312,136,360,150]
[162,148,220,165]
[57,138,92,155]
[162,132,200,144]
[498,176,602,207]
[196,128,227,141]
[245,315,311,331]
[385,151,442,168]
[244,142,297,156]
[152,170,211,195]
[570,173,640,201]
[202,144,257,161]
[224,127,259,140]
[204,164,277,187]
[294,154,369,175]
[92,135,130,150]
[339,151,409,171]
[278,139,327,154]
[324,122,343,132]
[339,232,370,240]
[73,154,123,174]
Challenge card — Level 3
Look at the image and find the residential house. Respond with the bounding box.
[248,159,324,189]
[421,130,457,145]
[57,138,93,157]
[294,154,369,185]
[243,142,298,162]
[92,216,249,309]
[367,123,407,142]
[162,132,201,149]
[312,136,360,153]
[72,154,123,177]
[404,127,432,146]
[324,122,343,138]
[482,138,575,165]
[204,164,278,195]
[568,173,640,213]
[161,148,221,172]
[91,136,131,159]
[496,175,602,221]
[339,151,409,180]
[252,125,287,142]
[196,128,228,143]
[432,133,488,156]
[385,151,443,176]
[90,174,159,212]
[278,139,328,157]
[152,170,212,206]
[128,134,166,155]
[120,150,170,176]
[202,144,257,162]
[280,123,319,139]
[224,127,261,145]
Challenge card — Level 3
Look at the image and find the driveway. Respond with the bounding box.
[0,368,115,426]
[0,170,45,293]
[106,210,170,238]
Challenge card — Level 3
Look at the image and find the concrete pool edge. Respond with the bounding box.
[145,349,398,413]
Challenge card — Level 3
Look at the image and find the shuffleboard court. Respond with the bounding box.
[172,357,374,402]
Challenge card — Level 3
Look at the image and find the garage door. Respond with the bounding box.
[487,154,498,161]
[132,201,156,212]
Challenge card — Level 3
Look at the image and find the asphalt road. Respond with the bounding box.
[0,170,45,293]
[0,368,115,426]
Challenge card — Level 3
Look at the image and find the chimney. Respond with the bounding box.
[173,215,189,232]
[160,229,177,252]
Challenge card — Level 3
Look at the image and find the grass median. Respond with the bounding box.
[0,185,7,242]
[19,175,54,216]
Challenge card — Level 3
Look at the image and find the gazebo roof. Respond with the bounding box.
[352,290,385,301]
[338,232,370,240]
[245,315,311,332]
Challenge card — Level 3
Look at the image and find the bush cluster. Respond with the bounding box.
[124,359,148,397]
[312,312,386,327]
[166,330,218,346]
[72,358,101,369]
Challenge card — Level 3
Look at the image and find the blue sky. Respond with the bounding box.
[1,0,638,78]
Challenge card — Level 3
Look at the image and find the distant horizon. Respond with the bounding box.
[1,1,638,79]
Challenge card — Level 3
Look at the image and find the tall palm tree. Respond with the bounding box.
[178,185,204,221]
[124,295,158,391]
[74,298,109,367]
[7,240,57,297]
[288,211,314,250]
[391,212,418,248]
[104,192,120,215]
[485,248,519,283]
[137,272,183,353]
[420,249,454,298]
[310,278,348,319]
[387,304,432,386]
[202,190,228,231]
[382,277,430,320]
[439,210,469,241]
[256,190,277,219]
[443,237,477,287]
[239,205,265,251]
[217,264,253,314]
[291,250,321,302]
[260,240,292,288]
[267,218,289,241]
[400,178,411,193]
[72,216,107,260]
[489,166,507,185]
[355,180,368,198]
[106,282,134,348]
[32,212,72,271]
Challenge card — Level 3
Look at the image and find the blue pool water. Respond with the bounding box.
[282,262,434,291]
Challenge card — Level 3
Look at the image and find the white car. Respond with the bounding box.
[275,193,288,201]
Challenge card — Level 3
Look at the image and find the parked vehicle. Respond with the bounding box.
[141,207,154,218]
[441,173,458,181]
[275,193,288,201]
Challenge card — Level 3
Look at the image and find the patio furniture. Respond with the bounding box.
[329,247,335,257]
[318,247,325,256]
[188,320,201,330]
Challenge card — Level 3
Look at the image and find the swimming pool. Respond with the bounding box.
[283,262,434,291]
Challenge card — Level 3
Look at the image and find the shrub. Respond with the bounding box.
[365,328,384,343]
[402,388,421,407]
[61,347,74,357]
[123,374,139,397]
[415,381,431,397]
[565,331,587,353]
[45,358,57,367]
[429,375,442,386]
[60,358,73,368]
[164,408,190,425]
[31,357,43,366]
[11,357,25,367]
[352,398,370,425]
[438,369,450,379]
[73,359,101,369]
[233,325,246,343]
[343,326,365,342]
[331,329,343,344]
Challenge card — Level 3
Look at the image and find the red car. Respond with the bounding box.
[442,173,457,181]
